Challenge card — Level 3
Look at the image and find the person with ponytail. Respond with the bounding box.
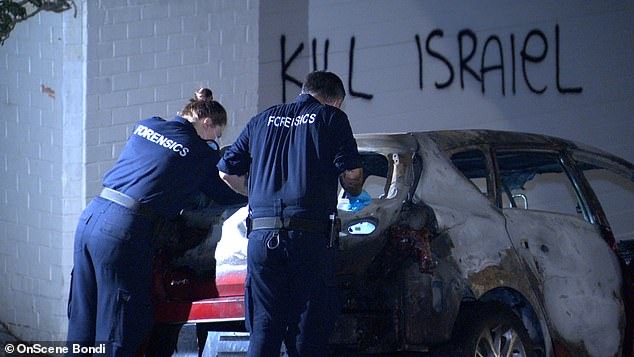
[66,88,242,356]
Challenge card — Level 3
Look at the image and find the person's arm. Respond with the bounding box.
[216,121,251,197]
[219,171,248,196]
[340,167,363,197]
[331,109,364,196]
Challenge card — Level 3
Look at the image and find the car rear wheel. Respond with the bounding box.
[454,303,538,357]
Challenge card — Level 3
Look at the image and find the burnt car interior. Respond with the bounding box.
[449,149,490,197]
[496,151,586,218]
[451,149,589,219]
[339,152,391,202]
[361,152,390,199]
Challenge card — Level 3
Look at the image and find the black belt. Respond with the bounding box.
[249,216,328,234]
[99,187,156,219]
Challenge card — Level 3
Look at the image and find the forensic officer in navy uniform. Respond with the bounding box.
[218,71,364,356]
[66,88,242,356]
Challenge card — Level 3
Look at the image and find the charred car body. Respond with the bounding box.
[151,130,634,356]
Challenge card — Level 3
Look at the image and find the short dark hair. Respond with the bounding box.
[301,71,345,103]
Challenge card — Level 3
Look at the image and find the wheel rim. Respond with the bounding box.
[474,323,527,357]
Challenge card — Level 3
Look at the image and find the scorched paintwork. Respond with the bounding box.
[153,130,632,356]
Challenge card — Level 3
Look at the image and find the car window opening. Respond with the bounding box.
[338,152,392,202]
[497,151,584,218]
[361,152,390,199]
[579,160,634,242]
[450,150,489,196]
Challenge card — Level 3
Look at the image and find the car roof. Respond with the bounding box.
[418,129,586,151]
[355,132,418,154]
[355,129,633,171]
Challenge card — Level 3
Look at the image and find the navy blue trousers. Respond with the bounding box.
[66,197,154,356]
[245,229,340,357]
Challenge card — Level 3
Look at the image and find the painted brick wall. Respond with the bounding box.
[85,0,260,199]
[0,0,259,341]
[258,0,309,110]
[305,1,633,164]
[0,2,85,340]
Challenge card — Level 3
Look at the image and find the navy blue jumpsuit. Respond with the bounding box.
[218,94,361,356]
[67,116,239,356]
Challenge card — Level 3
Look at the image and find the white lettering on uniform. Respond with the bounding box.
[133,124,190,157]
[266,113,318,128]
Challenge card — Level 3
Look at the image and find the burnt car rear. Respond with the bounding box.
[151,130,633,356]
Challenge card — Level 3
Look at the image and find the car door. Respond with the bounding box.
[570,150,634,357]
[495,149,624,357]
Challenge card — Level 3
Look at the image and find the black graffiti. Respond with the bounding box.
[522,29,548,94]
[280,35,303,104]
[482,35,505,95]
[281,36,374,102]
[416,24,582,95]
[281,24,582,102]
[348,37,373,100]
[415,34,423,89]
[555,25,582,94]
[312,38,329,71]
[511,34,516,94]
[458,30,481,90]
[423,30,454,89]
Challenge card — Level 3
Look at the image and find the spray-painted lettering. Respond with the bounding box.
[280,24,582,102]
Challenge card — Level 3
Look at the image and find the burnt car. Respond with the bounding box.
[149,130,634,356]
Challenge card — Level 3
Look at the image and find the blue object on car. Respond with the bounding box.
[346,190,372,212]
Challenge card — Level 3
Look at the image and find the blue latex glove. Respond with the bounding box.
[346,190,372,212]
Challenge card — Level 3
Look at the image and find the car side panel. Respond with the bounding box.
[504,209,624,357]
[411,136,547,345]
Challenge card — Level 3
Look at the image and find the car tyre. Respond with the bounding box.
[453,303,539,357]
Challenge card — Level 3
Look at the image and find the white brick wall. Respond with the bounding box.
[0,0,259,342]
[0,2,84,340]
[85,0,259,198]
